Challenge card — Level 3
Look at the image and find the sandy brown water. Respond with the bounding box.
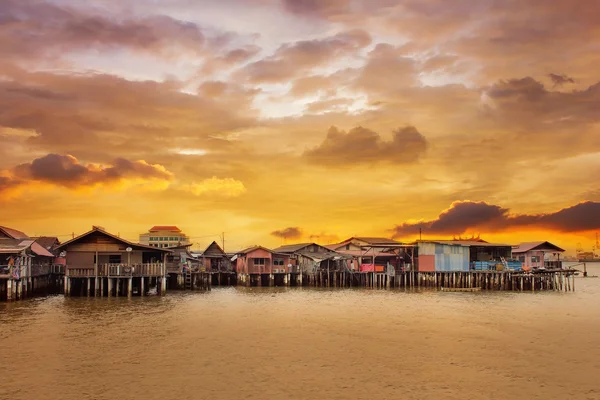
[2,264,600,400]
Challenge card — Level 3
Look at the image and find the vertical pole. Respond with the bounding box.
[7,280,13,301]
[116,278,120,297]
[128,278,132,298]
[141,277,145,296]
[87,278,91,297]
[108,278,113,297]
[161,276,167,295]
[100,278,104,297]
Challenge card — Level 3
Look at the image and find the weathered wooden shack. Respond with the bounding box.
[512,241,565,269]
[56,226,171,297]
[1,226,63,301]
[417,241,470,272]
[234,246,291,286]
[164,244,211,290]
[200,241,235,285]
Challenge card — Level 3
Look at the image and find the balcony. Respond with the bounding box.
[1,264,65,278]
[66,263,165,278]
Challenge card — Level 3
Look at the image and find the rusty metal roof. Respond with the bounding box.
[33,236,60,251]
[0,226,29,240]
[56,227,172,253]
[512,241,565,253]
[31,242,55,257]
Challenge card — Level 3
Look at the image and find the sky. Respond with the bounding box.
[0,0,599,253]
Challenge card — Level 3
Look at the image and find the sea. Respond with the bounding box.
[1,262,599,400]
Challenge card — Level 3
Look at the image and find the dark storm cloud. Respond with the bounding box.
[391,201,600,238]
[271,226,303,239]
[304,125,428,166]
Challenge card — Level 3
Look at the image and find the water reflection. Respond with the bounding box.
[1,264,599,400]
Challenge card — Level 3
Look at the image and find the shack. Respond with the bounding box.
[417,241,470,272]
[234,246,291,286]
[1,226,60,301]
[434,240,518,270]
[512,241,565,269]
[56,226,171,296]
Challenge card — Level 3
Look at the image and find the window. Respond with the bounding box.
[531,256,540,263]
[274,259,284,266]
[346,244,350,250]
[109,255,121,264]
[518,256,525,263]
[254,258,265,265]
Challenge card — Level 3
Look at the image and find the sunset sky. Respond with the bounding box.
[1,0,599,253]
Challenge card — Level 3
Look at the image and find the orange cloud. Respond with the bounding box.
[304,125,428,166]
[181,177,247,197]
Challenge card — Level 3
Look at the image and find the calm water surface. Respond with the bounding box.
[2,264,600,400]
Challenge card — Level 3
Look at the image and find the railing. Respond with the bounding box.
[66,263,165,277]
[31,265,51,277]
[51,265,65,274]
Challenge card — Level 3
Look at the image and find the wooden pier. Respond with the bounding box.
[236,270,577,292]
[1,265,65,302]
[166,269,212,291]
[65,263,173,297]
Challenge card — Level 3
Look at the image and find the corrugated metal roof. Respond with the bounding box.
[333,249,397,257]
[57,227,172,253]
[30,242,55,257]
[512,241,565,253]
[433,240,512,247]
[271,243,335,253]
[33,236,60,251]
[417,240,470,247]
[0,226,30,240]
[331,237,400,247]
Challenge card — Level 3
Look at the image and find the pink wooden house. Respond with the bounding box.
[234,246,291,275]
[512,242,565,269]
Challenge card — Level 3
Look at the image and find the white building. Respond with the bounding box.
[139,226,190,248]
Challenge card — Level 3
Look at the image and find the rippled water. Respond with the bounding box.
[2,264,600,400]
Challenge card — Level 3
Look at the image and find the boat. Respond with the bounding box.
[440,287,482,292]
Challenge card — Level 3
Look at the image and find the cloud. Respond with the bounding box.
[304,125,428,166]
[0,0,209,62]
[483,77,600,130]
[305,97,354,113]
[548,73,576,87]
[239,29,371,83]
[0,153,173,194]
[271,226,303,239]
[181,177,247,197]
[0,71,257,158]
[391,200,600,238]
[280,0,351,17]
